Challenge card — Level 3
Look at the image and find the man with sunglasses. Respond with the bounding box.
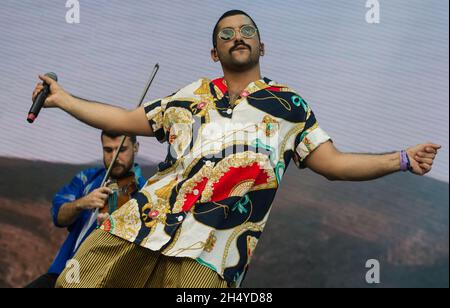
[32,10,441,288]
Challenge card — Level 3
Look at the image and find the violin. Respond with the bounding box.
[100,172,138,214]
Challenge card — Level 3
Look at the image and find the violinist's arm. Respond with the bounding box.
[56,187,112,227]
[57,201,82,227]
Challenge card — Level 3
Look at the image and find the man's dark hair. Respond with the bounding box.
[212,10,260,48]
[101,130,137,144]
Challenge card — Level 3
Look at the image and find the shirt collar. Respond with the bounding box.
[211,77,273,98]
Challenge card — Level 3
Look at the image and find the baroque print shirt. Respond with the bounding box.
[101,77,331,286]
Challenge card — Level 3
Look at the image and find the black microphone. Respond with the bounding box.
[27,72,58,123]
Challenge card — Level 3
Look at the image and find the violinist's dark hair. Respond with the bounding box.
[101,131,137,144]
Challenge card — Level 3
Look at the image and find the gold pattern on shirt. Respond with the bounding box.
[155,177,178,201]
[221,222,264,274]
[106,199,142,242]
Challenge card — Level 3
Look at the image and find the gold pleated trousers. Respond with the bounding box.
[55,229,228,288]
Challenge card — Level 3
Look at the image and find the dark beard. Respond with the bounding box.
[225,57,259,72]
[218,41,260,72]
[104,160,133,179]
[220,51,260,72]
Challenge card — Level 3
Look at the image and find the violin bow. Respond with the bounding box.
[100,63,160,187]
[74,63,160,249]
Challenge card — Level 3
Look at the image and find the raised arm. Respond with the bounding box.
[304,140,441,181]
[32,75,154,137]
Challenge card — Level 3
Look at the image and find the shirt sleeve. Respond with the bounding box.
[143,94,175,143]
[51,171,87,228]
[292,98,332,169]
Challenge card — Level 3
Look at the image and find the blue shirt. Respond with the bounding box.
[48,164,146,275]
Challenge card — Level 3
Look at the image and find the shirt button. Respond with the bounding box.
[193,189,199,196]
[226,108,232,115]
[177,215,184,222]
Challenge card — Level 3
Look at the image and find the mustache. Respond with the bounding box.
[230,42,252,54]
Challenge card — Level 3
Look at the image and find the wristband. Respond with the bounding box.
[400,150,412,172]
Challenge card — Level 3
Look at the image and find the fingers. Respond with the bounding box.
[32,83,44,101]
[39,74,56,85]
[419,163,432,173]
[98,187,113,195]
[98,213,110,219]
[80,198,105,210]
[427,143,442,149]
[91,204,105,209]
[424,143,442,153]
[96,187,113,206]
[84,187,112,209]
[89,198,107,209]
[33,74,54,101]
[425,147,437,154]
[97,213,110,226]
[93,187,113,199]
[415,156,434,165]
[416,151,436,159]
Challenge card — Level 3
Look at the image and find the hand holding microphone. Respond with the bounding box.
[29,73,70,123]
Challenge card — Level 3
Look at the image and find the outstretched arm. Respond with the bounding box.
[32,75,154,137]
[304,140,441,181]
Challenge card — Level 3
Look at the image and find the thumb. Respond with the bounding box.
[425,143,442,151]
[38,74,57,86]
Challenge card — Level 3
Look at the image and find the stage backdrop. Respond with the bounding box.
[0,1,448,288]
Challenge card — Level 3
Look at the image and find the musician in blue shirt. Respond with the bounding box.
[25,131,146,288]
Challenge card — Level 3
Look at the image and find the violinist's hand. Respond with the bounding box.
[31,74,72,108]
[75,187,112,211]
[97,213,110,226]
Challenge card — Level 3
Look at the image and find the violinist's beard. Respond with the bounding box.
[105,161,133,179]
[111,165,126,178]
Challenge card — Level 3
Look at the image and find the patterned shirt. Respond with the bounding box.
[101,77,331,286]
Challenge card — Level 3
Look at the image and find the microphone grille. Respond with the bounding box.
[45,72,58,82]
